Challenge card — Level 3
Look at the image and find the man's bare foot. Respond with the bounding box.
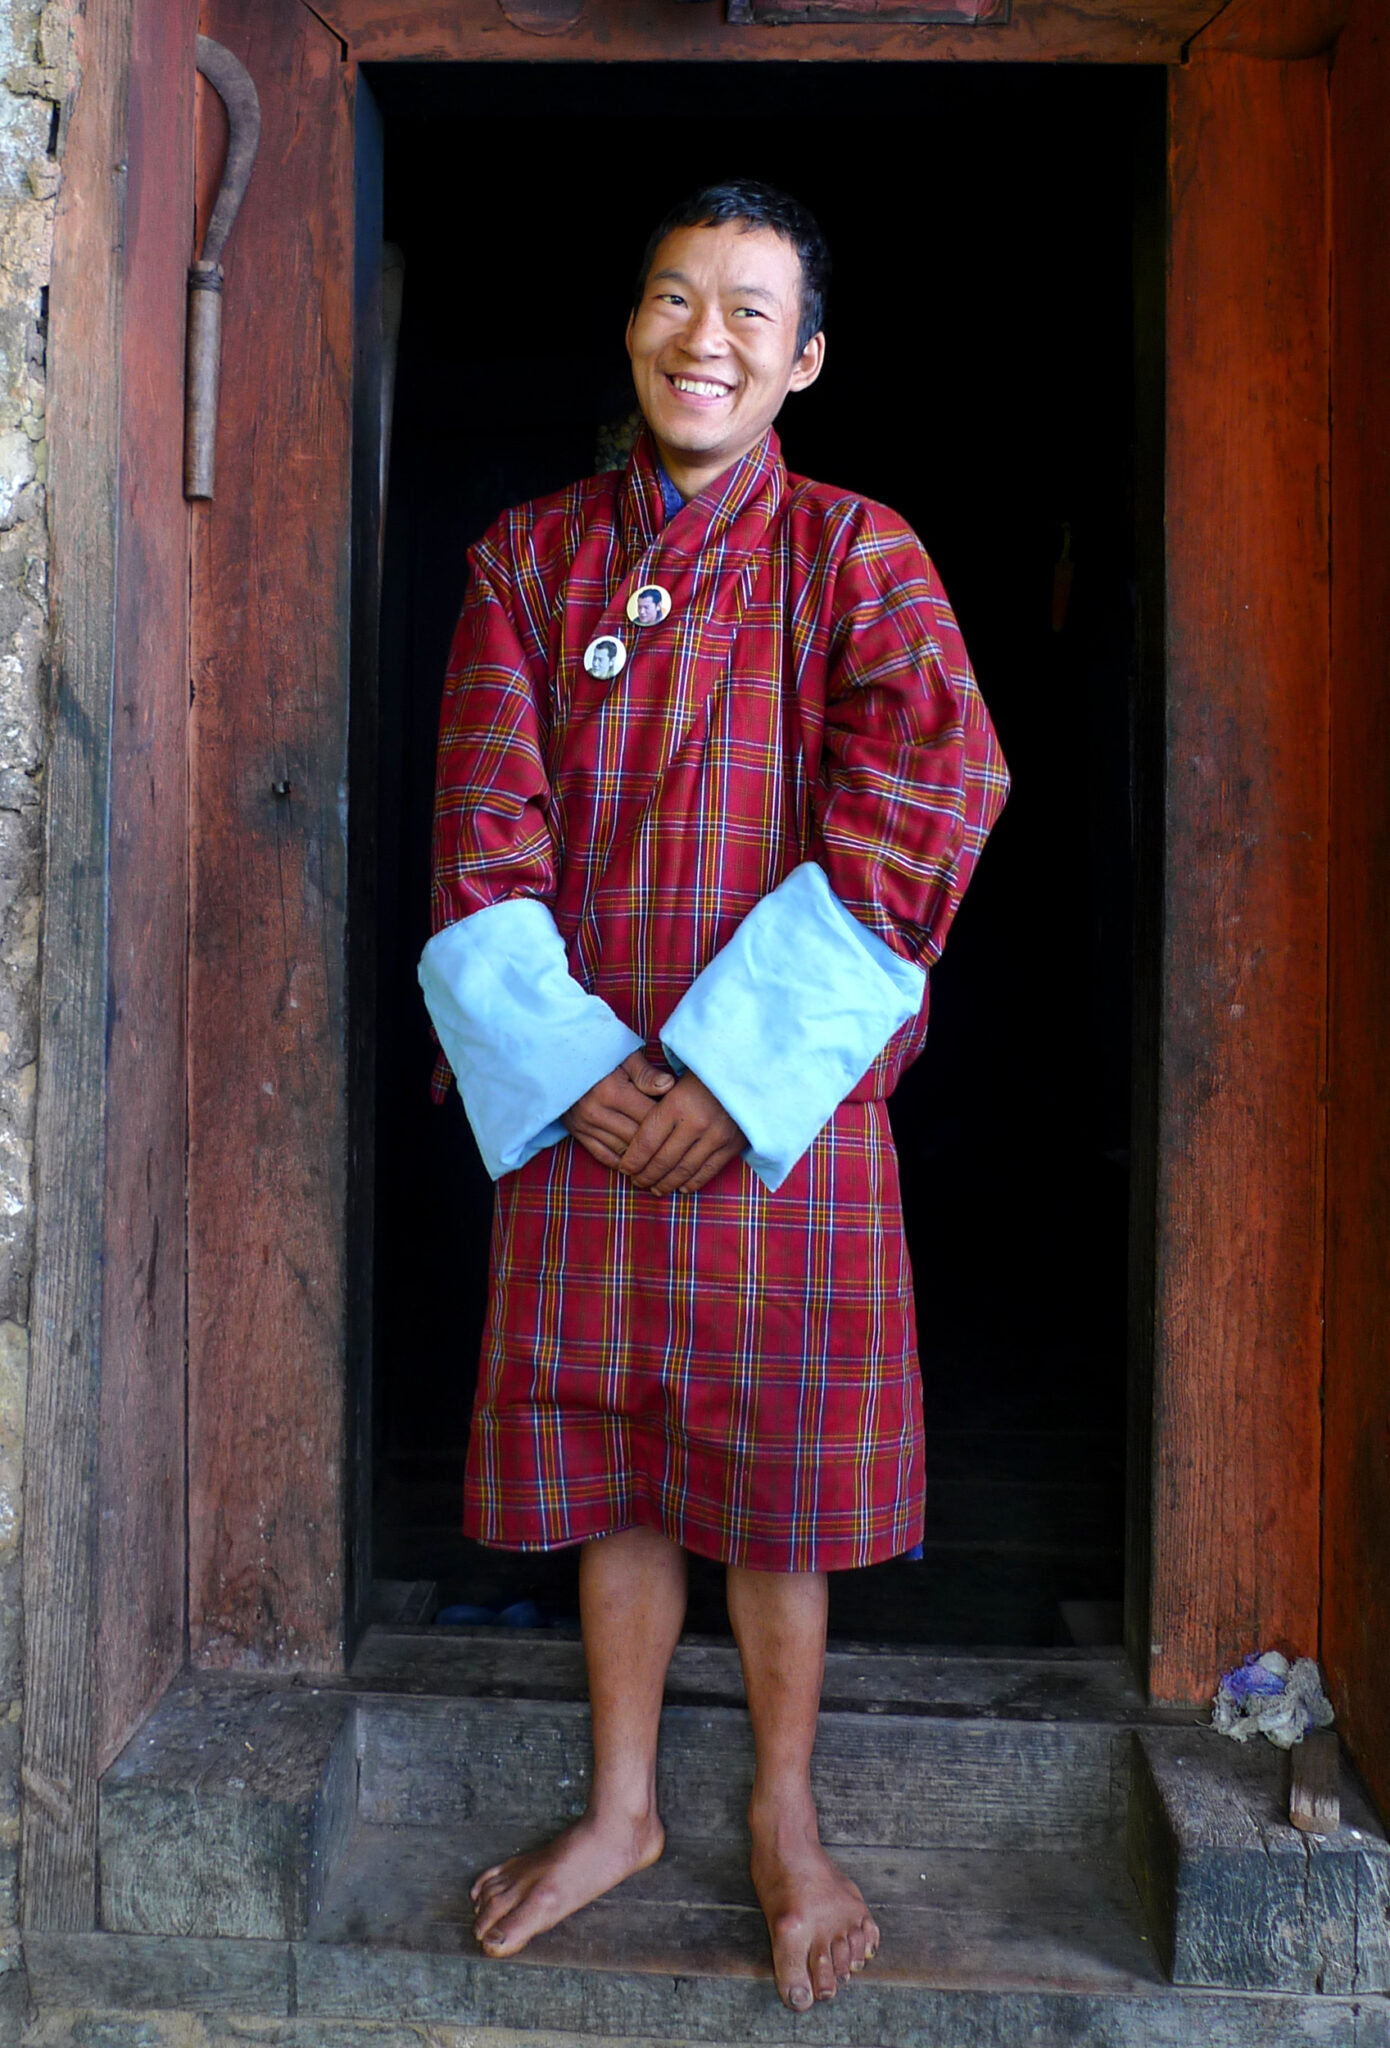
[470,1808,665,1957]
[749,1793,880,2010]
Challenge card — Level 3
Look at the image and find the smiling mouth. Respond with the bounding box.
[666,374,733,400]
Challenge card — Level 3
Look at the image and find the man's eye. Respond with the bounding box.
[734,306,766,320]
[657,293,686,307]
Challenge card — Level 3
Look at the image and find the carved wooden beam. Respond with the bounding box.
[314,0,1220,63]
[726,0,1008,24]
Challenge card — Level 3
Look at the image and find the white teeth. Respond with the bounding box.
[670,376,729,398]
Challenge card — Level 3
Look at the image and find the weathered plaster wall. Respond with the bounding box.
[0,0,72,2028]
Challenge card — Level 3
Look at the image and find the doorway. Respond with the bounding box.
[369,61,1162,1645]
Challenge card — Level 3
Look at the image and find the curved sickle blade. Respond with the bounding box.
[195,36,262,269]
[185,37,261,500]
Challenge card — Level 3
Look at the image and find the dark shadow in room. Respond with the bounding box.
[370,62,1154,1646]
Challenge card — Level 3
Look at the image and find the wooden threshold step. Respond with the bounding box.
[315,1819,1163,1994]
[94,1665,1390,2012]
[355,1691,1127,1850]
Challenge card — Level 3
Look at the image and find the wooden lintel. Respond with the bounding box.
[316,0,1217,64]
[732,0,1010,24]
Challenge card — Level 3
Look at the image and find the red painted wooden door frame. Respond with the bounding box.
[184,3,1368,1731]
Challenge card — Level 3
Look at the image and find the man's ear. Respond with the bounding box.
[788,331,826,394]
[624,309,635,359]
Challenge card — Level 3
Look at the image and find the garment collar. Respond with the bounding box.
[621,425,785,559]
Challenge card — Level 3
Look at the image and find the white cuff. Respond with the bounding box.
[659,862,925,1193]
[419,899,643,1179]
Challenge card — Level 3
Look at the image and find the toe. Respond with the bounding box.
[473,1882,518,1941]
[831,1934,852,1982]
[863,1912,881,1960]
[771,1921,816,2011]
[812,1948,838,2001]
[847,1923,869,1971]
[472,1900,503,1942]
[780,1967,814,2013]
[478,1905,530,1957]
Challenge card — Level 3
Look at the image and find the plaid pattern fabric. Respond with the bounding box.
[432,429,1008,1570]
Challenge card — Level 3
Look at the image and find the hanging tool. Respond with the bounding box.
[184,36,262,501]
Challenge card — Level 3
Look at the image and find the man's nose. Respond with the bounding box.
[679,301,728,355]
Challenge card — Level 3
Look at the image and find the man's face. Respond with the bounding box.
[636,592,660,624]
[626,221,824,481]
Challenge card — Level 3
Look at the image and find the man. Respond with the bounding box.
[419,180,1008,2011]
[584,633,624,680]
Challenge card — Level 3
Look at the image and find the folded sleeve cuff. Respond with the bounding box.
[659,862,925,1193]
[419,898,643,1179]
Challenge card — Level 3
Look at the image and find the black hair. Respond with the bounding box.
[633,180,830,356]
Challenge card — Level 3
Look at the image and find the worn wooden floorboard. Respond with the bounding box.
[351,1631,1197,1725]
[317,1822,1162,1993]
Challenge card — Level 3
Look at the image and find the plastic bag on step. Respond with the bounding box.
[1212,1651,1335,1748]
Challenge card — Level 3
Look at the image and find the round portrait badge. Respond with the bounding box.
[583,634,627,681]
[626,584,673,628]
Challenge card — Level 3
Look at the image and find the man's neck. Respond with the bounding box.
[650,433,761,504]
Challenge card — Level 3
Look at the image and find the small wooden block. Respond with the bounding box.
[1129,1728,1390,1994]
[1289,1729,1340,1834]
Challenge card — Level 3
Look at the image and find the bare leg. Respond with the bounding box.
[471,1525,686,1956]
[726,1566,880,2010]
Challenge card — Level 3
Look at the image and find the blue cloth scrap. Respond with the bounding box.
[1220,1654,1289,1700]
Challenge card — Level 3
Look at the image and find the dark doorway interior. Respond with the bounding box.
[370,62,1158,1644]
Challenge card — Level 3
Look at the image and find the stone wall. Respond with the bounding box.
[0,0,71,2029]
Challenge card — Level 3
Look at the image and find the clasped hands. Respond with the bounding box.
[561,1050,746,1197]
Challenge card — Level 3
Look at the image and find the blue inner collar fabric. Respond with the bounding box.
[657,465,684,524]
